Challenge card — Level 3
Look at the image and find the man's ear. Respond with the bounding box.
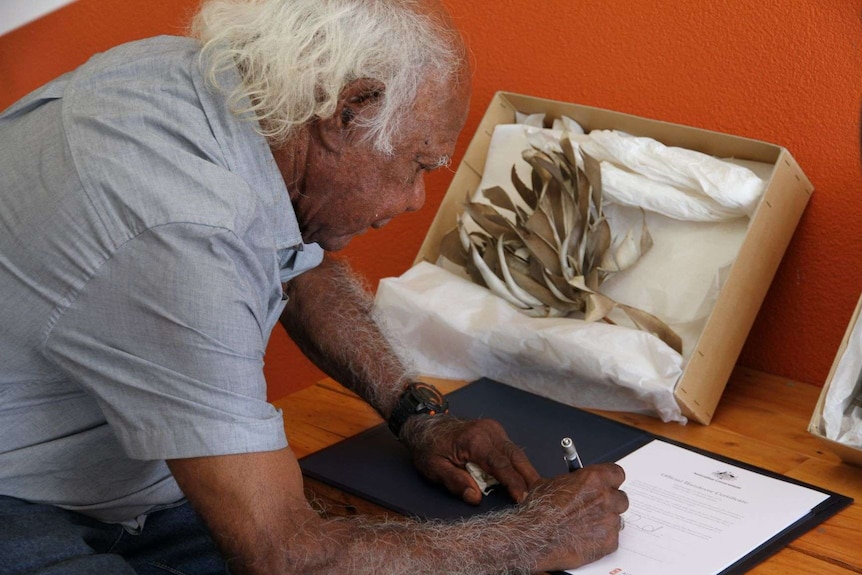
[316,78,385,153]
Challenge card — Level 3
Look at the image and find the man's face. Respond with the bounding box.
[288,75,471,252]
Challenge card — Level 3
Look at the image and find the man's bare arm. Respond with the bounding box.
[279,254,411,418]
[168,448,628,575]
[176,255,628,573]
[279,255,541,504]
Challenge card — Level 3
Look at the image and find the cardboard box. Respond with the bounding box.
[808,293,862,466]
[414,92,813,424]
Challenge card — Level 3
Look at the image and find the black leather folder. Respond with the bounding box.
[299,378,852,574]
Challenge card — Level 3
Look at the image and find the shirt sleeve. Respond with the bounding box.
[278,243,324,284]
[44,222,288,460]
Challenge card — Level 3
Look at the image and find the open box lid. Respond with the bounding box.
[413,92,813,424]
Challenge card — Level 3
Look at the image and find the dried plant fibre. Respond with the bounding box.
[440,138,683,354]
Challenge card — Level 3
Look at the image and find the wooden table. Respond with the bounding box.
[273,367,862,574]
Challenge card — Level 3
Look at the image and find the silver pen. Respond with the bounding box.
[560,437,583,472]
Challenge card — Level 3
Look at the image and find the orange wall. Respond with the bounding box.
[2,1,860,402]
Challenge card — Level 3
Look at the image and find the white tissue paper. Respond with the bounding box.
[378,262,686,421]
[822,306,862,448]
[374,116,770,422]
[582,130,764,219]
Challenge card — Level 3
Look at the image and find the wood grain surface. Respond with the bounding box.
[274,367,861,574]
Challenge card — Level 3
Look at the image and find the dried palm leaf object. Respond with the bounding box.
[439,133,684,354]
[440,115,764,353]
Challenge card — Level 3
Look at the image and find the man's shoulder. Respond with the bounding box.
[64,35,205,117]
[59,36,258,234]
[82,35,200,73]
[0,36,200,126]
[7,34,288,259]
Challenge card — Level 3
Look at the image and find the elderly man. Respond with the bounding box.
[0,1,627,573]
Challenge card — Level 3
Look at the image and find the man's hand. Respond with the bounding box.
[400,413,541,505]
[521,463,628,572]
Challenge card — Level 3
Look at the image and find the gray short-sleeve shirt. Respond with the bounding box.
[0,36,323,526]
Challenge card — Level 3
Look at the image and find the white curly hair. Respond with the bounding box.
[190,0,465,155]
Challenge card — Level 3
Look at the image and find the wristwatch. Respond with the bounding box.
[387,382,449,438]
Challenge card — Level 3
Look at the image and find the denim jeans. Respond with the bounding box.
[0,496,228,575]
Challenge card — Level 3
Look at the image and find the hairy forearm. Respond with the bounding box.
[281,256,412,417]
[323,506,549,574]
[271,491,574,575]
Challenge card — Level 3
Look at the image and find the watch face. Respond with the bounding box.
[412,383,447,414]
[388,383,449,437]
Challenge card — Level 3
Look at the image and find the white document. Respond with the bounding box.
[568,440,829,575]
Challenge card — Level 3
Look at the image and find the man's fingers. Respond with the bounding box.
[407,416,543,505]
[506,443,542,489]
[474,446,533,503]
[615,485,630,514]
[426,458,484,505]
[458,420,541,502]
[594,462,626,489]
